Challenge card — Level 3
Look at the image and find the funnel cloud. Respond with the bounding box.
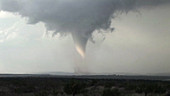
[0,0,169,57]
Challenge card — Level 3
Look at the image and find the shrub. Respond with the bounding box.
[102,88,121,96]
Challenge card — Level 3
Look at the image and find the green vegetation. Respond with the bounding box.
[0,78,169,96]
[102,88,120,96]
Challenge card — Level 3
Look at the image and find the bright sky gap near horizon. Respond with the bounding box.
[0,0,170,74]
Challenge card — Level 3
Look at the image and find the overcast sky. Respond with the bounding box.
[0,1,170,74]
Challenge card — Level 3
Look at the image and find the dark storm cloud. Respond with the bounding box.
[0,0,169,55]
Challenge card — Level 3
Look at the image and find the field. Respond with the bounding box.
[0,75,170,96]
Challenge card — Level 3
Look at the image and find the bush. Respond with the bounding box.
[64,80,86,96]
[102,88,121,96]
[34,90,49,96]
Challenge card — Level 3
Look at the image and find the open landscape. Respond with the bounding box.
[0,75,170,96]
[1,0,170,96]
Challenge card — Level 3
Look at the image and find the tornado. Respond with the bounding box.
[0,0,170,58]
[72,32,88,58]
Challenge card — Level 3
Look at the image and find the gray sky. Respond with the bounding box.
[0,1,170,74]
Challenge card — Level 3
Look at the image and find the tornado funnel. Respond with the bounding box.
[72,32,89,58]
[1,0,170,58]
